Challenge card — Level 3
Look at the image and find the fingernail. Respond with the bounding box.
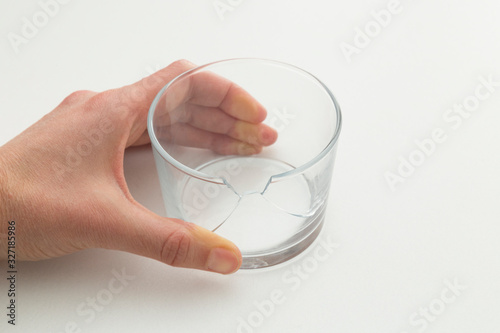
[207,248,240,274]
[260,127,278,145]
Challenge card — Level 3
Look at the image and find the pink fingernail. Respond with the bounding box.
[260,127,278,145]
[207,248,240,274]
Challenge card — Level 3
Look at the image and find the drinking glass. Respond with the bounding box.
[148,58,342,269]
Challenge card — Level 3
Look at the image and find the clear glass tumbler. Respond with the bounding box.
[148,59,341,269]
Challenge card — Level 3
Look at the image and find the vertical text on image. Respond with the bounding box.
[6,220,17,326]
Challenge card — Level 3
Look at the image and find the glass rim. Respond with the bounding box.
[147,58,342,184]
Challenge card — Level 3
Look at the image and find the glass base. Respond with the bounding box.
[239,208,325,269]
[181,156,327,269]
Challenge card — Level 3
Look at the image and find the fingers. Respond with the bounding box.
[162,123,263,155]
[100,204,242,274]
[159,221,242,274]
[154,65,269,125]
[185,105,278,146]
[120,59,278,152]
[120,60,198,147]
[124,59,197,111]
[154,104,278,150]
[187,72,267,123]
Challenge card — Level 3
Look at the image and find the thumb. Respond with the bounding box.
[102,204,242,274]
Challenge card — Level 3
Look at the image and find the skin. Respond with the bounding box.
[0,60,278,274]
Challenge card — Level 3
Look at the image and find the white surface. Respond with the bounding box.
[1,0,500,332]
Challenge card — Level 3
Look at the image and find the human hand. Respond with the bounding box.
[0,60,278,274]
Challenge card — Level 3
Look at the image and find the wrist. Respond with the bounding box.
[0,143,24,217]
[0,145,21,223]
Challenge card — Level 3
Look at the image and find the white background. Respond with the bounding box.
[1,0,500,332]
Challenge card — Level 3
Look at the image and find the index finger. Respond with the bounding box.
[187,71,267,124]
[161,69,268,125]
